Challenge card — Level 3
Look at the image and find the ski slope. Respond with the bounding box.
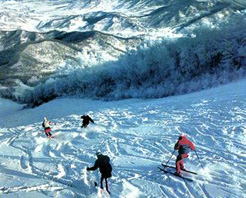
[0,79,246,198]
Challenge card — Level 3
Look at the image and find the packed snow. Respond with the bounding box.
[1,79,246,198]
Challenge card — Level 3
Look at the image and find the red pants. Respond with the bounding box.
[176,153,188,174]
[45,128,51,133]
[45,128,52,137]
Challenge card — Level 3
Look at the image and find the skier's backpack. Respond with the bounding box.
[179,144,190,154]
[42,122,45,128]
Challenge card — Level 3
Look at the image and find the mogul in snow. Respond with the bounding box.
[81,115,94,128]
[87,151,112,194]
[42,117,55,138]
[174,134,195,176]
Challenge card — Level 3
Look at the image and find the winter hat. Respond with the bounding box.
[96,151,102,156]
[179,133,186,139]
[180,133,186,137]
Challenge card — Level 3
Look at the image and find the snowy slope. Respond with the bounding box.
[1,0,246,101]
[0,79,246,198]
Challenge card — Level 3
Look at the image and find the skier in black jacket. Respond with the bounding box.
[81,115,94,128]
[87,152,112,194]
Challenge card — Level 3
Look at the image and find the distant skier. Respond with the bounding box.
[87,151,112,194]
[174,134,195,176]
[81,115,94,128]
[42,117,55,138]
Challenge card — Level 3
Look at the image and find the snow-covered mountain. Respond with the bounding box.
[1,0,246,33]
[0,0,246,107]
[0,78,246,198]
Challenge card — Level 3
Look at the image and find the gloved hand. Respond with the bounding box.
[86,167,90,171]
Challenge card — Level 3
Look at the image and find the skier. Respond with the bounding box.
[87,151,112,194]
[81,115,94,128]
[42,117,54,138]
[174,134,195,176]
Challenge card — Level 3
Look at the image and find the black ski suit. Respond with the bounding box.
[87,154,112,192]
[81,115,94,128]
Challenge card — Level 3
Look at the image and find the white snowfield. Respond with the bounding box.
[0,79,246,198]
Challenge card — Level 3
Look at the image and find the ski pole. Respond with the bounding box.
[164,150,175,166]
[195,150,205,169]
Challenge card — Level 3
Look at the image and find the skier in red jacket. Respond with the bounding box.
[174,134,195,176]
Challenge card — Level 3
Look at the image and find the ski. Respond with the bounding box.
[95,182,111,196]
[47,135,55,140]
[162,164,197,175]
[158,167,193,182]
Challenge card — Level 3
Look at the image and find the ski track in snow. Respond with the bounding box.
[0,80,246,197]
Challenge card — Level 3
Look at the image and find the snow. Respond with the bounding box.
[0,0,245,37]
[1,0,246,105]
[1,79,246,197]
[0,1,246,197]
[0,98,22,117]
